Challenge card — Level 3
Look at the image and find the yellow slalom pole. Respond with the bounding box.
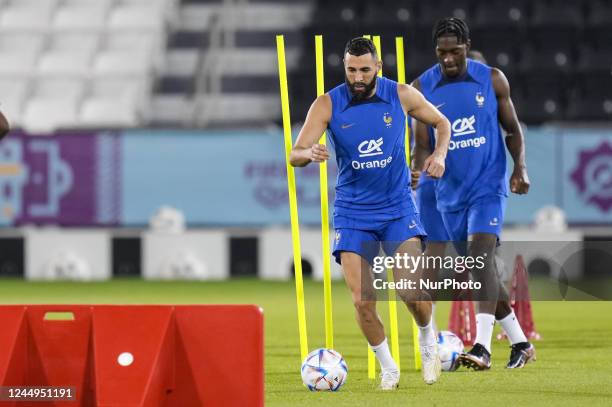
[395,36,421,371]
[373,35,401,372]
[315,35,334,350]
[276,35,308,362]
[363,34,377,380]
[412,318,421,370]
[372,35,382,76]
[395,37,411,166]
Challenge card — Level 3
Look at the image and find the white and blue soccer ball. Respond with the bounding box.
[301,348,348,391]
[437,331,464,371]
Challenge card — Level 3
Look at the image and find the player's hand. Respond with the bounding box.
[510,166,530,194]
[411,170,421,189]
[423,151,445,179]
[310,143,329,162]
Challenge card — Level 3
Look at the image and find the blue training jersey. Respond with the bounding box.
[418,59,507,212]
[327,76,414,229]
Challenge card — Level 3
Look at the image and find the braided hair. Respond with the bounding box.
[432,17,470,45]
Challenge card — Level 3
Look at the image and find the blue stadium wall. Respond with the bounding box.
[0,127,611,227]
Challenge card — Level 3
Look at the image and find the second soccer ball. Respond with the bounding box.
[438,331,465,371]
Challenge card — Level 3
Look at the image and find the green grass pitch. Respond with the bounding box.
[1,278,611,406]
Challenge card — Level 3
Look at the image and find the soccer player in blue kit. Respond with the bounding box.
[290,37,451,389]
[411,48,489,338]
[412,17,536,370]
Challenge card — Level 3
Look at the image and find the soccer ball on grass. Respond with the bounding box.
[301,348,348,391]
[437,330,464,371]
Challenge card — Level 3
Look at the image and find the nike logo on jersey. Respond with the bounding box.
[341,123,356,129]
[408,221,417,229]
[489,218,499,226]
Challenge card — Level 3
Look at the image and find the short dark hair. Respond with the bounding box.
[344,37,378,60]
[432,17,470,45]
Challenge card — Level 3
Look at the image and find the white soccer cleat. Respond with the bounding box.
[420,343,442,385]
[379,368,400,390]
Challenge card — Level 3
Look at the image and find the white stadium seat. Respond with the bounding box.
[119,0,172,7]
[0,33,45,55]
[162,49,200,77]
[150,95,195,125]
[49,33,101,54]
[177,5,221,30]
[104,32,158,55]
[198,94,280,125]
[0,52,38,77]
[108,6,165,31]
[0,79,29,100]
[32,78,86,100]
[79,97,140,127]
[21,97,79,133]
[211,48,299,76]
[90,77,148,103]
[0,79,29,127]
[37,51,92,77]
[118,0,177,17]
[93,50,152,76]
[4,0,59,10]
[62,0,113,9]
[0,7,53,32]
[221,4,312,31]
[52,7,108,32]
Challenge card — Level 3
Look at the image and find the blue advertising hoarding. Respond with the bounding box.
[0,127,610,226]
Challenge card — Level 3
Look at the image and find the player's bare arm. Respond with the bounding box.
[0,110,9,140]
[412,120,433,188]
[398,83,450,179]
[492,68,530,194]
[289,94,332,167]
[409,79,434,188]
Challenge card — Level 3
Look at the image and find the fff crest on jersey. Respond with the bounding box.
[475,92,485,107]
[383,112,392,128]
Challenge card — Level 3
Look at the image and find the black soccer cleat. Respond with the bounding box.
[458,343,491,370]
[506,342,536,369]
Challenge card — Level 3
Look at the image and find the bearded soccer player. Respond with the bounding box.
[412,18,536,370]
[290,37,451,389]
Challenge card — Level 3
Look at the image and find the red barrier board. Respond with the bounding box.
[0,305,264,407]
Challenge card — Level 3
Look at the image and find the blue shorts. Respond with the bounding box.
[332,214,427,265]
[416,179,450,242]
[440,196,506,242]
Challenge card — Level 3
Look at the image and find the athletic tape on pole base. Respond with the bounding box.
[315,35,334,350]
[276,35,309,362]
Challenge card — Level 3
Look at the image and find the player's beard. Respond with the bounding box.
[346,76,377,101]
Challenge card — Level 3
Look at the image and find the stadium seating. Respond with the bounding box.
[0,0,610,128]
[0,0,176,132]
[286,0,611,124]
[473,0,528,29]
[152,0,311,127]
